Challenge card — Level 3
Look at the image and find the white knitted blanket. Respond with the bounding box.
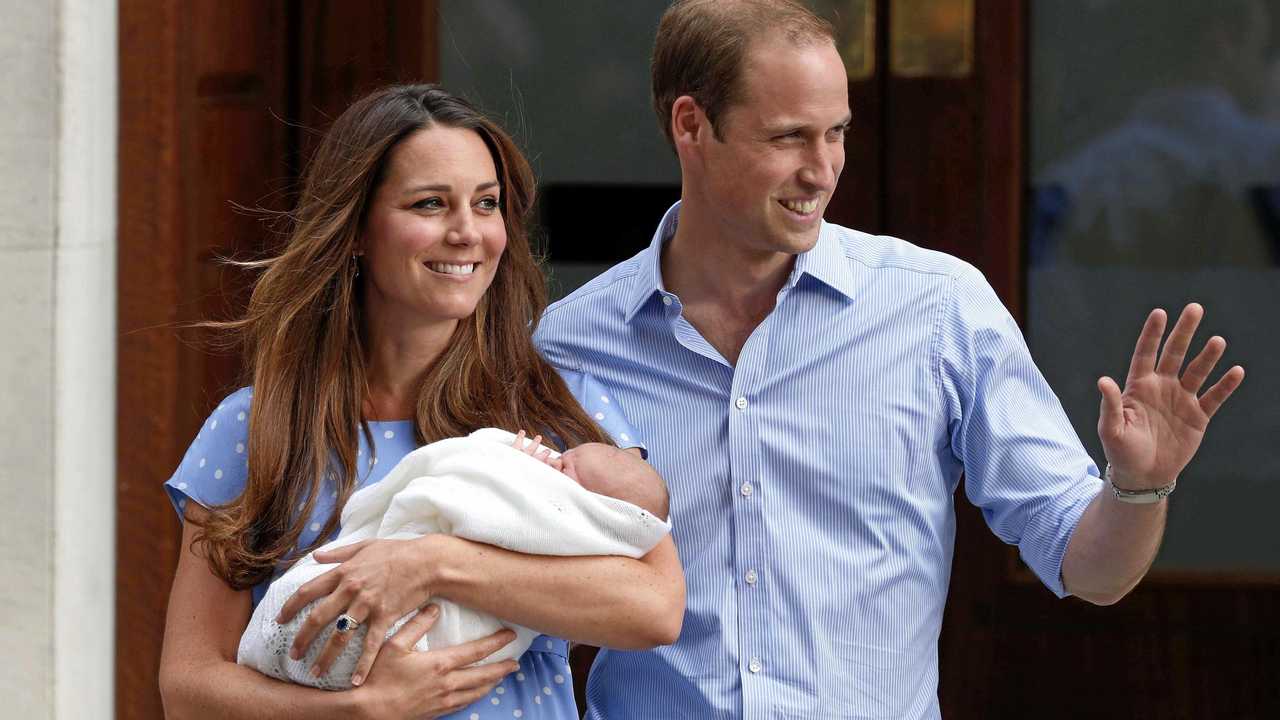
[236,428,670,690]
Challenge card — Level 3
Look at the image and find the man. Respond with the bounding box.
[534,1,1246,718]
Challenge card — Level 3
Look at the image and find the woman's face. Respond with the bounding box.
[359,125,507,330]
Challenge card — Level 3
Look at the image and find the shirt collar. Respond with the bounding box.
[623,201,858,324]
[789,220,859,301]
[623,201,681,324]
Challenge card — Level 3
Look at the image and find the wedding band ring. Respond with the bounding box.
[335,613,360,633]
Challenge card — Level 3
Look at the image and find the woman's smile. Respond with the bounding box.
[425,261,478,276]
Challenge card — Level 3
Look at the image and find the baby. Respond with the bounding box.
[237,428,670,690]
[513,430,669,519]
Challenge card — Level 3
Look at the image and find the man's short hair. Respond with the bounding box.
[651,0,836,148]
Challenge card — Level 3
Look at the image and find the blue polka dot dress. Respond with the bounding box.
[165,371,646,719]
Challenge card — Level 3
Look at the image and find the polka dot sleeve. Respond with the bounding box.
[164,387,254,521]
[557,369,647,458]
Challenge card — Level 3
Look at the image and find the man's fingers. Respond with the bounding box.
[1096,376,1125,440]
[1199,365,1245,419]
[1180,335,1226,393]
[388,604,441,651]
[439,628,517,670]
[512,430,527,450]
[277,567,341,623]
[1155,303,1203,376]
[314,539,372,565]
[1127,308,1167,382]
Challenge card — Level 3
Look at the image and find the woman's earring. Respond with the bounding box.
[351,254,360,279]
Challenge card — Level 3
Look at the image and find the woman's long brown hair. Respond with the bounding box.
[195,84,609,590]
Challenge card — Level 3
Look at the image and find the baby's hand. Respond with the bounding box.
[512,430,563,471]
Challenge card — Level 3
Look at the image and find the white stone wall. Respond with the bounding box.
[0,0,116,717]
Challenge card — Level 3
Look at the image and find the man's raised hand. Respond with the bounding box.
[1096,303,1245,490]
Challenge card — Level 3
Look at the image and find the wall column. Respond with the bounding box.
[0,0,117,716]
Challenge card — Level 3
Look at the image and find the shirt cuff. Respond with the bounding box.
[1019,474,1104,598]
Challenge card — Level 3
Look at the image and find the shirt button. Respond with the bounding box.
[734,396,748,410]
[661,295,673,306]
[745,569,758,585]
[748,657,763,674]
[740,481,753,497]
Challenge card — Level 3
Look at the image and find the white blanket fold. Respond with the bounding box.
[237,428,670,690]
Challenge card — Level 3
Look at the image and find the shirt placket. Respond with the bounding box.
[728,308,777,720]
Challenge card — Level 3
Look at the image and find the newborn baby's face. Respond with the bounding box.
[555,442,669,521]
[508,431,617,487]
[556,442,623,487]
[509,431,668,519]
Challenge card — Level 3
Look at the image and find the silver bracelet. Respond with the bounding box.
[1105,464,1176,504]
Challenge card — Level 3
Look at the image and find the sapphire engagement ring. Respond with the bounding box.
[335,614,360,633]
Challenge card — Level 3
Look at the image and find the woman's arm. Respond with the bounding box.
[160,505,516,720]
[283,445,686,683]
[429,534,685,649]
[287,530,685,685]
[160,506,366,719]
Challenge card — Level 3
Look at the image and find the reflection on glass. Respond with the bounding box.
[810,0,876,80]
[1029,1,1280,571]
[890,0,973,78]
[439,0,676,187]
[438,1,678,298]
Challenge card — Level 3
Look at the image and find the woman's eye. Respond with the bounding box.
[412,197,444,210]
[476,197,500,211]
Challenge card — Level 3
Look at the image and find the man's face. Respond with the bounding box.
[698,35,850,257]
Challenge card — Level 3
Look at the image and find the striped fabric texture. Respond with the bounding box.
[534,202,1103,720]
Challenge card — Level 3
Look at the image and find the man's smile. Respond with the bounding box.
[778,197,821,218]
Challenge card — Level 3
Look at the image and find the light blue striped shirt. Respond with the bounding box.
[534,203,1103,720]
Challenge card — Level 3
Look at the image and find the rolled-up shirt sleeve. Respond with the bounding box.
[936,263,1103,597]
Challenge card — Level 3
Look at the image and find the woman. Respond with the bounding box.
[158,84,684,719]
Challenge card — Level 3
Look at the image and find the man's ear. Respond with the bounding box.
[670,95,708,159]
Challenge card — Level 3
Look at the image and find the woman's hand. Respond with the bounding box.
[277,535,454,685]
[354,606,519,719]
[162,502,515,720]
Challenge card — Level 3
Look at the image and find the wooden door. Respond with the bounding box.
[116,3,436,717]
